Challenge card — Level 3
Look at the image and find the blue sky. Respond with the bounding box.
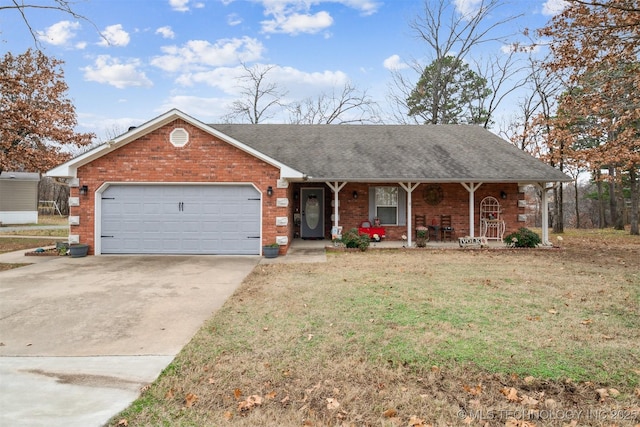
[1,0,568,140]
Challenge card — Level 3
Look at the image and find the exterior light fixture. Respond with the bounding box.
[267,186,273,197]
[500,191,507,199]
[80,185,88,196]
[352,190,358,199]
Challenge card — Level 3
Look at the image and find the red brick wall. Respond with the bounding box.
[71,119,283,254]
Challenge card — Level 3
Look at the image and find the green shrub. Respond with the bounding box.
[341,228,370,251]
[504,227,542,248]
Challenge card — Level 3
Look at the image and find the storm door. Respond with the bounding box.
[300,188,324,239]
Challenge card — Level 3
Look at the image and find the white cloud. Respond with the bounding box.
[542,0,569,16]
[257,0,380,35]
[151,37,264,72]
[169,0,204,11]
[99,24,130,47]
[37,20,80,46]
[453,0,482,17]
[175,63,348,97]
[262,11,333,34]
[383,54,408,71]
[82,55,153,89]
[169,0,190,12]
[339,0,381,16]
[227,13,243,26]
[156,26,176,39]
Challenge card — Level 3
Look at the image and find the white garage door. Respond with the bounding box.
[100,185,261,255]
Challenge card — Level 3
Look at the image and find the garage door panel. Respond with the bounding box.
[202,203,221,214]
[182,221,201,232]
[121,221,142,232]
[201,222,223,232]
[122,202,143,214]
[101,185,261,255]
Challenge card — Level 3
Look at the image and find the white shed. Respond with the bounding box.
[0,171,40,225]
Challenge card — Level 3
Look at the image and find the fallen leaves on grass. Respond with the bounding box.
[184,393,198,408]
[326,397,340,410]
[520,394,539,406]
[408,416,432,426]
[463,383,483,396]
[237,394,262,412]
[596,388,609,401]
[501,387,521,402]
[505,418,536,427]
[233,388,242,400]
[382,408,397,418]
[596,387,621,401]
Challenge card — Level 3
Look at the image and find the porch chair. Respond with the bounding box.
[440,215,454,241]
[415,214,428,241]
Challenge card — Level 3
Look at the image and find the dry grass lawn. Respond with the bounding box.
[105,229,637,426]
[0,215,68,238]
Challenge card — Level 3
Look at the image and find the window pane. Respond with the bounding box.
[375,187,397,206]
[377,207,397,225]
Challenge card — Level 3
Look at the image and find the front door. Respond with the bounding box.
[301,187,324,239]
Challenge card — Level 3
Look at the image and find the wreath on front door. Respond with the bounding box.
[423,184,444,205]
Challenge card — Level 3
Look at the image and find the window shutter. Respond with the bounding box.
[368,188,375,221]
[398,188,407,226]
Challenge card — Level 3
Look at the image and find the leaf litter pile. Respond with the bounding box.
[111,230,639,426]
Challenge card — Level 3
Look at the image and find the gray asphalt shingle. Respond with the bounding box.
[211,124,571,183]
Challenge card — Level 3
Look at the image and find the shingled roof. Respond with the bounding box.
[211,124,571,183]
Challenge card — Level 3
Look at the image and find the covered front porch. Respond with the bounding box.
[288,180,557,248]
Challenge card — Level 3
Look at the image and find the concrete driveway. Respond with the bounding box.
[0,254,259,427]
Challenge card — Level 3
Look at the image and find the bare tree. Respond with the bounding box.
[505,52,564,154]
[387,0,522,126]
[222,63,288,124]
[38,176,69,216]
[472,48,528,129]
[0,0,101,47]
[288,83,380,124]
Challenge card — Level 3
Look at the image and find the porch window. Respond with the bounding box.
[375,186,398,225]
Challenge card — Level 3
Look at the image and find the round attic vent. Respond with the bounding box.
[170,128,189,147]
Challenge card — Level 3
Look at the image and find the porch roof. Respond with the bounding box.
[212,124,571,183]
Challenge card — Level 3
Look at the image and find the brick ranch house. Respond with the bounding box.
[47,109,571,256]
